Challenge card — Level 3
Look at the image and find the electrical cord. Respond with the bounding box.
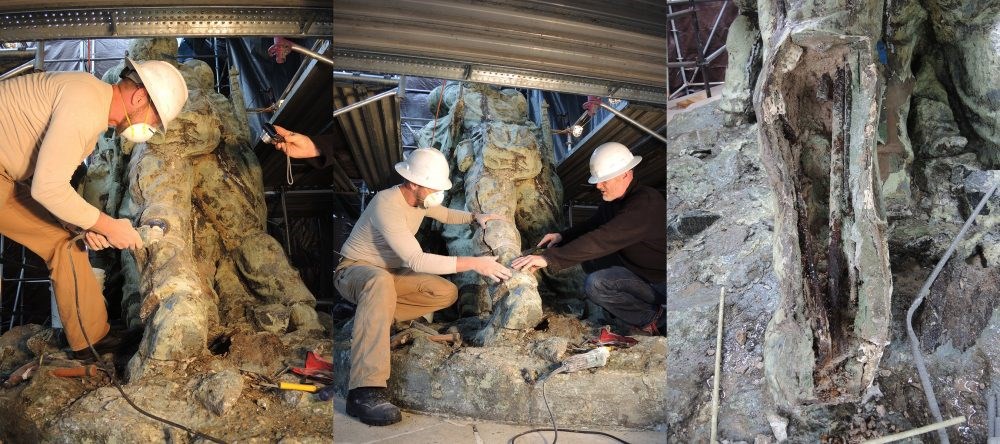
[508,377,632,444]
[67,233,227,444]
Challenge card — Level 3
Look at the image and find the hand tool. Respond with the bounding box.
[2,361,39,388]
[258,381,318,393]
[52,364,102,378]
[426,332,462,346]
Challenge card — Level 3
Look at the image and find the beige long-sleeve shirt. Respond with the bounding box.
[341,185,474,275]
[0,72,112,229]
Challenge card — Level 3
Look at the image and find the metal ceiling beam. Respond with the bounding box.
[335,50,666,105]
[0,7,331,41]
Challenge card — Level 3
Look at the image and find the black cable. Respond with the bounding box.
[67,234,227,444]
[509,377,632,444]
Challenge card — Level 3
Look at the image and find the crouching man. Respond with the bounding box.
[512,142,666,335]
[335,147,512,426]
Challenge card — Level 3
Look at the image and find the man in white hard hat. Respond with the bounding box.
[329,147,512,426]
[0,58,188,360]
[512,142,666,335]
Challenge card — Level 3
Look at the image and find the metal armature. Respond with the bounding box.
[667,0,732,99]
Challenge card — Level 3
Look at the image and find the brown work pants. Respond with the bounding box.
[0,169,109,351]
[334,258,458,390]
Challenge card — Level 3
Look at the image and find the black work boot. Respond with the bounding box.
[346,387,402,426]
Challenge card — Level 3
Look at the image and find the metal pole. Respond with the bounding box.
[334,73,399,86]
[688,0,713,97]
[289,43,334,67]
[861,416,966,444]
[334,89,398,117]
[0,49,35,58]
[34,41,44,71]
[710,288,726,443]
[667,4,691,96]
[599,103,667,144]
[907,183,998,444]
[0,61,34,81]
[688,0,729,82]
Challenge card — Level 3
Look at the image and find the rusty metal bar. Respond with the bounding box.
[906,183,998,444]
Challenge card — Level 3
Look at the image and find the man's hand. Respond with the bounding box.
[89,213,143,250]
[470,256,513,283]
[511,254,548,273]
[473,213,505,229]
[84,231,111,250]
[536,233,563,248]
[272,125,320,159]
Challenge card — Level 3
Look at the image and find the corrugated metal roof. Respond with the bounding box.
[557,103,665,203]
[332,83,404,191]
[333,0,666,104]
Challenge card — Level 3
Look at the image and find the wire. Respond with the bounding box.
[67,233,227,444]
[508,377,632,444]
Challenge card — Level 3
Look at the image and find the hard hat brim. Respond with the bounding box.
[394,162,453,191]
[588,155,642,184]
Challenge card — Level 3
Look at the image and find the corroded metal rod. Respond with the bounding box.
[710,287,726,442]
[906,183,998,444]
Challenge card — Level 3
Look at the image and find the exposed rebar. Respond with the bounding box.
[906,182,998,444]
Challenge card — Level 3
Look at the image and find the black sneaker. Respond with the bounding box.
[346,387,402,426]
[70,327,143,361]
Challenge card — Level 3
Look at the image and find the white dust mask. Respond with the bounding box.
[121,122,157,143]
[421,190,445,209]
[118,90,158,144]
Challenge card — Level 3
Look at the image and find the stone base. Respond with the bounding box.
[333,316,667,429]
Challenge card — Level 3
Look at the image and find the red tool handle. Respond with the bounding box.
[52,365,99,378]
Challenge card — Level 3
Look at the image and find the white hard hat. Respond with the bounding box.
[588,142,642,184]
[124,58,188,132]
[395,148,453,191]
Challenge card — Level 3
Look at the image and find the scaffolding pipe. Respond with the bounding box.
[334,73,399,85]
[0,49,34,58]
[288,43,334,67]
[334,89,398,117]
[687,1,729,82]
[704,44,728,63]
[667,3,692,95]
[33,42,44,71]
[665,8,696,19]
[688,3,713,97]
[0,61,34,82]
[599,103,667,144]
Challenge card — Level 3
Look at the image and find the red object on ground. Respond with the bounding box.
[291,351,334,383]
[589,326,639,348]
[52,364,101,378]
